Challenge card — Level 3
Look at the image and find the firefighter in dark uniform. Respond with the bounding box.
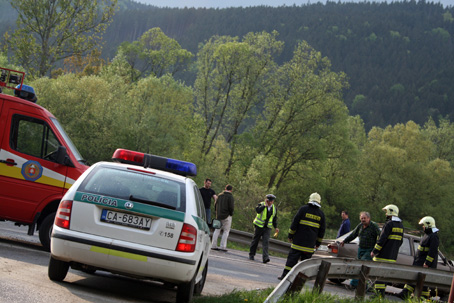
[278,192,325,280]
[397,216,440,300]
[371,204,404,298]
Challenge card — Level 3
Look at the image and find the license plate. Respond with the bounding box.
[101,209,152,230]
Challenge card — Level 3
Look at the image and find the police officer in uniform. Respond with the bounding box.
[248,194,279,263]
[371,204,404,298]
[397,216,440,300]
[278,192,326,280]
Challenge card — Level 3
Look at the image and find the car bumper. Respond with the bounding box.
[51,226,199,283]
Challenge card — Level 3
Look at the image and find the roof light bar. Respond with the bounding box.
[112,149,197,177]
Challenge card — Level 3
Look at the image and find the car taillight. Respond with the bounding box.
[176,223,197,252]
[328,243,339,254]
[55,200,73,229]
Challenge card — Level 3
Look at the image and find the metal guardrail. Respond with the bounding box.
[227,229,290,254]
[227,229,331,255]
[264,258,454,303]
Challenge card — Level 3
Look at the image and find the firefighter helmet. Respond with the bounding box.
[419,216,436,228]
[309,192,321,204]
[382,204,399,217]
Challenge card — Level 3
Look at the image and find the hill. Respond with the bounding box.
[2,0,454,130]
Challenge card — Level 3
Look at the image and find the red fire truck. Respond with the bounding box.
[0,67,89,250]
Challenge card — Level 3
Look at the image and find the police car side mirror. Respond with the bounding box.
[211,219,222,229]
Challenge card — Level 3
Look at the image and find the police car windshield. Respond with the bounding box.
[78,166,186,211]
[51,117,85,164]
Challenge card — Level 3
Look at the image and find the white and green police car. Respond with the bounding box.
[48,149,219,302]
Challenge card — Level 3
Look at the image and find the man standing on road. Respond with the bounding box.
[371,204,403,298]
[211,184,234,252]
[278,192,325,280]
[337,210,351,238]
[248,194,279,264]
[199,178,217,223]
[340,211,380,289]
[397,216,440,300]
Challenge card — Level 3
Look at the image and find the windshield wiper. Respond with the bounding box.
[129,195,176,210]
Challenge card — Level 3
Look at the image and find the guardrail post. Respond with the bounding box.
[414,272,426,299]
[288,272,309,293]
[313,260,331,294]
[449,273,454,303]
[355,265,371,300]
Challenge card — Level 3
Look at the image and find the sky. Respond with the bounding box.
[134,0,454,8]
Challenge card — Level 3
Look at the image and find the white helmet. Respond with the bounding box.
[419,216,436,228]
[309,192,321,204]
[382,204,399,217]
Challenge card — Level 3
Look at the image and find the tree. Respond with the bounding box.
[194,31,283,170]
[248,41,350,192]
[6,0,117,77]
[357,121,452,224]
[116,28,193,82]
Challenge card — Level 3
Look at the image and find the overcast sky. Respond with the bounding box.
[134,0,453,8]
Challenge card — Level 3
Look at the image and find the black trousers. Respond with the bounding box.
[249,225,271,261]
[280,247,313,277]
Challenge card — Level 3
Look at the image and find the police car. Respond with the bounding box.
[48,149,220,302]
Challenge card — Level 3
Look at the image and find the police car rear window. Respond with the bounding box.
[78,166,186,211]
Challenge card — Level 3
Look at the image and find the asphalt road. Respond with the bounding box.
[0,221,401,302]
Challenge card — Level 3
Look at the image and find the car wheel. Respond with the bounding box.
[39,212,55,252]
[176,274,195,303]
[48,256,69,281]
[194,261,208,295]
[328,278,346,284]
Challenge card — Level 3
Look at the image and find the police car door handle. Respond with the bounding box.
[0,158,18,166]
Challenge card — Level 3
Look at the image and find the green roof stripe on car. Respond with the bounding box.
[75,192,185,222]
[192,215,210,233]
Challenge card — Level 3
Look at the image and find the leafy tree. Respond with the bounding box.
[118,75,196,158]
[116,27,193,82]
[194,31,283,167]
[357,121,454,226]
[423,117,454,164]
[5,0,117,77]
[249,41,349,192]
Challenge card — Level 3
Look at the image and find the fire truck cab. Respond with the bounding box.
[0,67,89,250]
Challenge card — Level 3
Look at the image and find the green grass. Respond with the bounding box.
[193,288,427,303]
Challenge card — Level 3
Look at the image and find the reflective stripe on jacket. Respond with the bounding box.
[414,230,439,268]
[373,218,403,262]
[287,204,325,254]
[253,202,276,228]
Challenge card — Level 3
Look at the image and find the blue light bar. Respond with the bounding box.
[165,158,197,176]
[112,149,197,177]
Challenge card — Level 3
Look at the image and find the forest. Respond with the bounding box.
[1,0,454,255]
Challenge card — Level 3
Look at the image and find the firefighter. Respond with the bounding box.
[370,204,404,298]
[396,216,439,300]
[278,192,326,280]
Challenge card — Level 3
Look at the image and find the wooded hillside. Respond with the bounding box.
[103,1,454,130]
[2,1,453,130]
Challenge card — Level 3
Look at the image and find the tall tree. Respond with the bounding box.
[6,0,117,77]
[116,27,193,82]
[194,31,283,173]
[249,41,350,191]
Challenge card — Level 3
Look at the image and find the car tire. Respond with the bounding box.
[39,212,55,252]
[48,256,69,281]
[328,278,346,284]
[176,274,195,303]
[193,261,208,295]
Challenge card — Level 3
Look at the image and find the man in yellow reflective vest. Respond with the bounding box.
[371,204,403,298]
[278,192,326,280]
[248,194,279,263]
